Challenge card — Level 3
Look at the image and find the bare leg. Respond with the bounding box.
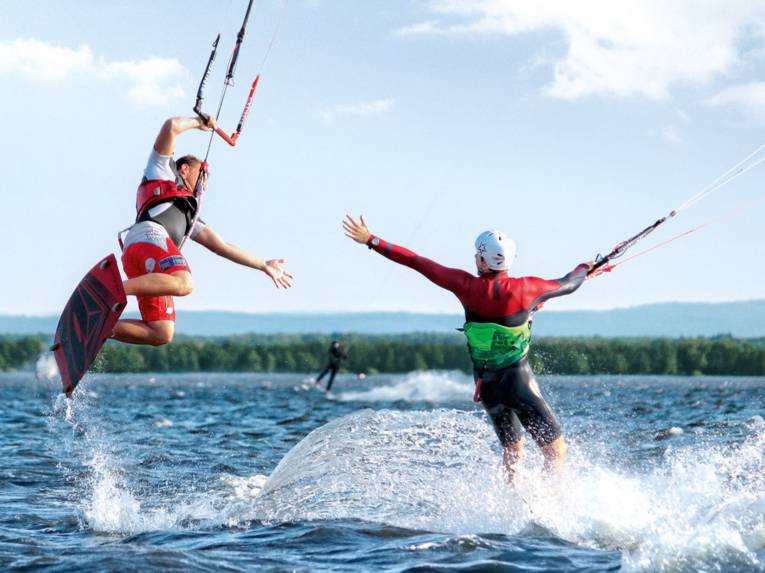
[114,270,190,346]
[540,435,567,478]
[124,271,192,297]
[113,319,175,346]
[502,438,525,483]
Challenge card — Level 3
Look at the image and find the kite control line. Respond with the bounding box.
[589,142,765,278]
[178,0,259,249]
[179,0,287,250]
[194,0,259,150]
[589,211,676,276]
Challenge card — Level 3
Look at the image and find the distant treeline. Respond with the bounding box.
[3,333,765,376]
[0,336,45,372]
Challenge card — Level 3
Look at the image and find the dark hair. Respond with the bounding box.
[176,154,201,171]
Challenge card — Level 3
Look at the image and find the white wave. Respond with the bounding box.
[84,452,174,533]
[35,351,59,382]
[82,451,243,534]
[251,408,765,572]
[254,409,529,531]
[53,390,226,535]
[53,383,765,571]
[338,371,472,403]
[222,474,268,500]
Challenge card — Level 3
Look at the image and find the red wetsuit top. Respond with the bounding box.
[367,235,589,327]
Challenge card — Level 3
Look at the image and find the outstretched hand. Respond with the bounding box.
[263,259,294,289]
[343,214,371,245]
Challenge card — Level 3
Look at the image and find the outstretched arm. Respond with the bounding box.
[525,262,593,311]
[192,226,294,289]
[153,116,216,156]
[343,214,472,294]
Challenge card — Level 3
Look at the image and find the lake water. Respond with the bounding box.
[1,370,764,572]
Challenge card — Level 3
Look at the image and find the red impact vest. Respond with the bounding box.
[135,179,196,217]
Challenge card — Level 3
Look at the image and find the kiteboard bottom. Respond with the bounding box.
[53,254,126,395]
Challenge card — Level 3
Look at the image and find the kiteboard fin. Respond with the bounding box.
[53,254,126,396]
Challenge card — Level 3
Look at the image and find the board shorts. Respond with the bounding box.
[477,356,562,447]
[121,221,190,323]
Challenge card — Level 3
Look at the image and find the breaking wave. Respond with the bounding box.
[338,371,472,403]
[252,409,765,572]
[50,378,765,571]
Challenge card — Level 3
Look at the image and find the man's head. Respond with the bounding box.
[176,154,206,190]
[474,230,516,275]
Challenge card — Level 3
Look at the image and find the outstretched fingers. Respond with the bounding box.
[343,214,357,230]
[343,214,370,244]
[266,259,294,289]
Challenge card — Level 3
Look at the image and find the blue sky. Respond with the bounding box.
[2,0,765,316]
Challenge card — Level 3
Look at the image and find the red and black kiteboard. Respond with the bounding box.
[52,254,126,396]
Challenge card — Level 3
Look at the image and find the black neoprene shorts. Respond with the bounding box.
[477,356,562,447]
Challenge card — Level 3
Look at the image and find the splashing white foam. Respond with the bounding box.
[338,371,472,403]
[53,391,224,535]
[84,452,173,533]
[35,352,59,382]
[222,474,268,500]
[81,451,237,534]
[252,409,765,572]
[52,381,765,571]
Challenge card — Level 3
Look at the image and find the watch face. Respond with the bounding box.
[371,237,380,246]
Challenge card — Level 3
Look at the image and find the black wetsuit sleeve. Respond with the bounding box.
[525,263,589,310]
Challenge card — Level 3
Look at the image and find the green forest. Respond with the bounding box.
[2,333,765,376]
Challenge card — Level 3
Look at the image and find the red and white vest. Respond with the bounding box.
[135,179,196,218]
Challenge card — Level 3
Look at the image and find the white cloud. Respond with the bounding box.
[704,81,765,122]
[675,109,691,124]
[397,21,443,37]
[322,98,395,122]
[400,1,765,102]
[661,125,681,145]
[648,125,682,144]
[0,38,188,107]
[0,39,92,80]
[100,58,187,106]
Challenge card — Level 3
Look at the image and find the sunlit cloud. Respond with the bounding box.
[397,21,443,36]
[322,98,395,122]
[661,125,681,145]
[398,1,765,104]
[704,81,765,122]
[0,38,188,107]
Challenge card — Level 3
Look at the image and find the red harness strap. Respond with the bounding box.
[136,179,194,217]
[473,377,483,403]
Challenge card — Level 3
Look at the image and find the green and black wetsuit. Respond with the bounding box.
[367,235,588,447]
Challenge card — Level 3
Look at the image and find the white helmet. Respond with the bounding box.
[475,230,516,272]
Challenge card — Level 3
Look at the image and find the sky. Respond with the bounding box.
[2,0,765,316]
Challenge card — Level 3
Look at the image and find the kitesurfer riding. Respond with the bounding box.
[343,215,593,481]
[113,116,293,346]
[315,340,347,392]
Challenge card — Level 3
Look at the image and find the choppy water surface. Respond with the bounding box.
[1,369,765,572]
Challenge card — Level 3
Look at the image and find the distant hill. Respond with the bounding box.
[3,300,765,337]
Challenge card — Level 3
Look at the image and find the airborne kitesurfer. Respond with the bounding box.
[315,340,347,392]
[113,116,293,346]
[343,215,593,481]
